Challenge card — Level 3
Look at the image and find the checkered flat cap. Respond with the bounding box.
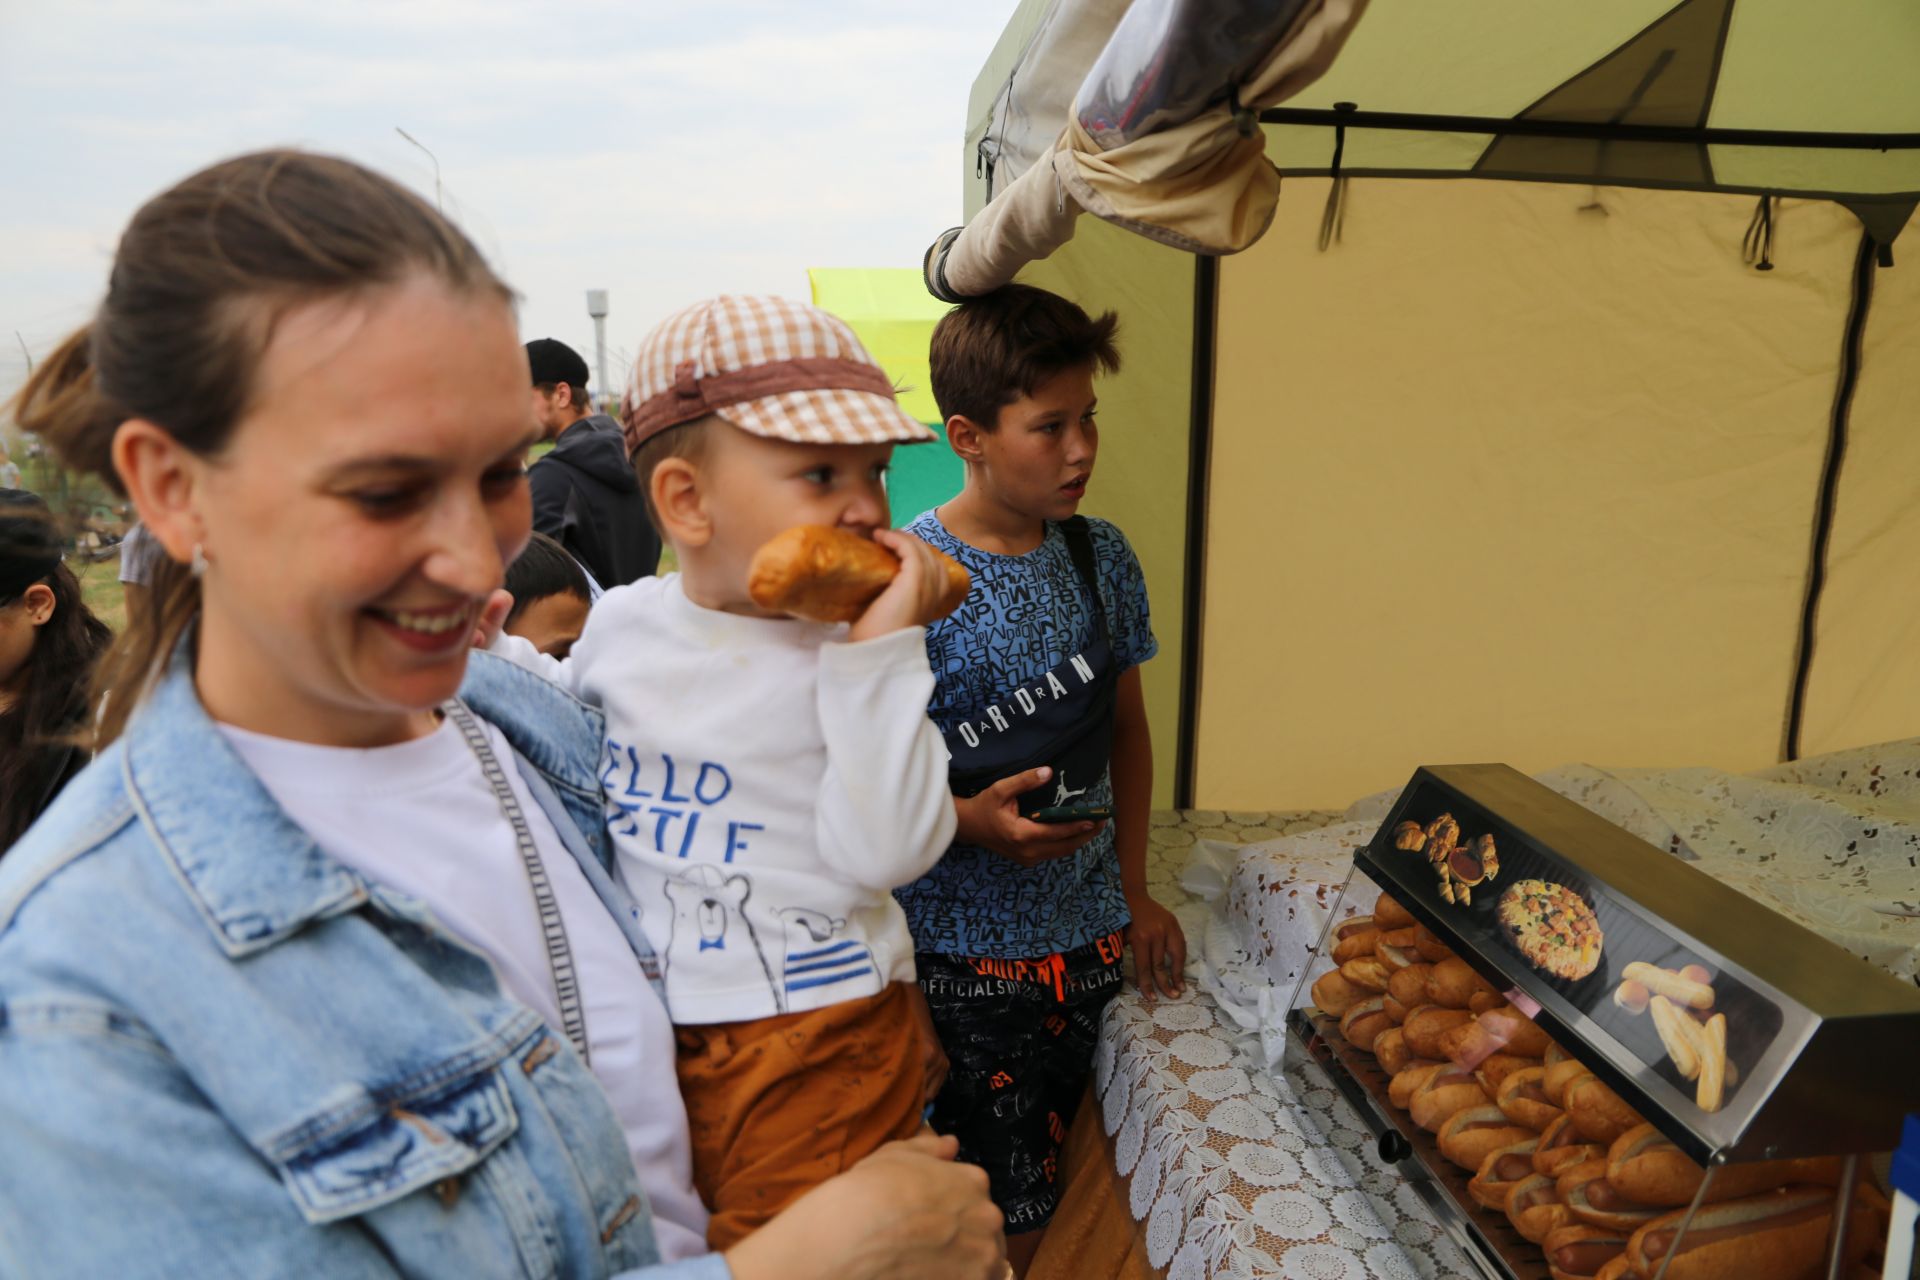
[622,295,936,453]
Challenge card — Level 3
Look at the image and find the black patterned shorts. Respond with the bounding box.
[916,932,1126,1234]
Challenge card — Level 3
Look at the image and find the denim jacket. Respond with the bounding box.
[0,646,730,1280]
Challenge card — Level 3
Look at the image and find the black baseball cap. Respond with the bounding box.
[526,338,590,390]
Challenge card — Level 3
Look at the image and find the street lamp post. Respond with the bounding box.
[586,290,610,411]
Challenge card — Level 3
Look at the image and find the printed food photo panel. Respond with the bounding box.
[1354,777,1812,1154]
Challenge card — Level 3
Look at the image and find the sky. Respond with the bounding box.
[0,0,1014,408]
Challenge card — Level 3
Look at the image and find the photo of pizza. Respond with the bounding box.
[1495,878,1604,980]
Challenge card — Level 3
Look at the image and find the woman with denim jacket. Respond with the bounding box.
[0,150,1004,1280]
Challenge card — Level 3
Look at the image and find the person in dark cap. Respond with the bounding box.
[527,337,659,588]
[0,490,112,850]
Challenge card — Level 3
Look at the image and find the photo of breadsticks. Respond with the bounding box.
[1608,960,1739,1112]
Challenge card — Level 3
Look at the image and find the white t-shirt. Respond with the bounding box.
[494,573,957,1024]
[218,716,709,1261]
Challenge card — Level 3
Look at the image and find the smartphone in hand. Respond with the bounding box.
[1029,804,1112,824]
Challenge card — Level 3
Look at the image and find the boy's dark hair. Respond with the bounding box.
[928,284,1120,430]
[505,531,592,624]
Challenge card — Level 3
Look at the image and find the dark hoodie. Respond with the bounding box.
[528,414,659,589]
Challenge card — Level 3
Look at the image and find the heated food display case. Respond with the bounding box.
[1285,764,1920,1280]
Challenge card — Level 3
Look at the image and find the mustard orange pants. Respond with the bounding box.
[674,980,928,1250]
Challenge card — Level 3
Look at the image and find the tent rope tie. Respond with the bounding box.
[1228,83,1257,139]
[1743,195,1777,271]
[1318,102,1357,252]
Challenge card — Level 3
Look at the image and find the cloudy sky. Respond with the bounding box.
[0,0,1013,406]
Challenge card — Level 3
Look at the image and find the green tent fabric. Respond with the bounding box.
[807,268,964,524]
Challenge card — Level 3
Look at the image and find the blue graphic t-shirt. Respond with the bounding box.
[896,510,1158,958]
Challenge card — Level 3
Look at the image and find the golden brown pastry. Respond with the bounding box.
[1604,1124,1846,1207]
[1625,1185,1886,1280]
[1388,1061,1443,1110]
[1374,892,1416,930]
[1339,956,1390,993]
[1533,1113,1604,1178]
[1387,962,1434,1009]
[1402,1005,1474,1058]
[1375,941,1417,973]
[1495,1066,1564,1132]
[1507,1173,1572,1244]
[1412,924,1454,963]
[1469,1138,1540,1210]
[747,525,970,623]
[1593,1255,1631,1280]
[1475,1053,1542,1093]
[1391,821,1427,854]
[1381,994,1412,1025]
[1339,998,1393,1052]
[1424,957,1492,1009]
[1544,1057,1593,1107]
[1438,1105,1536,1171]
[1565,1076,1642,1146]
[1409,1063,1490,1132]
[1330,916,1379,964]
[1542,1222,1628,1280]
[1557,1158,1662,1232]
[1469,989,1506,1014]
[1310,970,1366,1017]
[1374,1026,1415,1074]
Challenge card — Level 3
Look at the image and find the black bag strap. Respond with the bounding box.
[1059,516,1109,646]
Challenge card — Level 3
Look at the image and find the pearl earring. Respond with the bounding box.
[190,544,208,577]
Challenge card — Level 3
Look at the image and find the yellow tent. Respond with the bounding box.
[948,0,1920,810]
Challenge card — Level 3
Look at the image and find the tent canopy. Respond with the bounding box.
[941,1,1920,809]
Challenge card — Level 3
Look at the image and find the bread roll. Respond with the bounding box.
[1310,970,1365,1017]
[1542,1222,1628,1280]
[1544,1057,1592,1107]
[1474,1053,1542,1093]
[1604,1124,1846,1208]
[1403,1005,1475,1058]
[1381,994,1412,1025]
[1410,1064,1490,1132]
[1374,1026,1415,1074]
[1374,892,1416,930]
[1387,963,1434,1009]
[1413,925,1454,963]
[747,525,970,623]
[1425,957,1491,1009]
[1339,955,1390,993]
[1565,1076,1642,1146]
[1496,1066,1565,1132]
[1507,1173,1572,1244]
[1389,1061,1443,1110]
[1339,997,1393,1052]
[1438,1105,1536,1171]
[1469,1138,1540,1210]
[1330,916,1379,963]
[1533,1113,1605,1179]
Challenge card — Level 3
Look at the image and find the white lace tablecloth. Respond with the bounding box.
[1088,815,1467,1279]
[1093,990,1472,1280]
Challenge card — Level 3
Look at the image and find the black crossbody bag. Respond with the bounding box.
[942,517,1118,819]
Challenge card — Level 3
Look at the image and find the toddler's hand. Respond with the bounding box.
[848,529,951,643]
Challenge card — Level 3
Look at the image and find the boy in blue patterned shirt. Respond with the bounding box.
[898,283,1187,1274]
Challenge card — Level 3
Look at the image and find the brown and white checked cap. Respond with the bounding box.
[621,295,936,454]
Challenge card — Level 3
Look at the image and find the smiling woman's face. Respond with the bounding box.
[184,275,536,746]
